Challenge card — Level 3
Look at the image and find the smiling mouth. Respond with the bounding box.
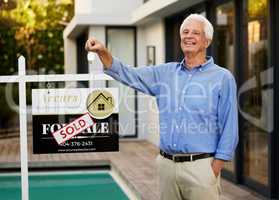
[184,41,196,46]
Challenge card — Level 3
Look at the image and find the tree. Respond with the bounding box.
[0,0,74,74]
[0,0,74,130]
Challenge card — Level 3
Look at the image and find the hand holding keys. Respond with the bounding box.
[85,37,113,68]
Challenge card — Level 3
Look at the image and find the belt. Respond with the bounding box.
[160,150,215,162]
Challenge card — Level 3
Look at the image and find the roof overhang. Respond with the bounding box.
[131,0,205,25]
[63,14,133,39]
[64,0,206,39]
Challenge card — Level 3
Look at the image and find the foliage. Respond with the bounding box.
[0,0,74,74]
[0,27,23,75]
[0,0,74,129]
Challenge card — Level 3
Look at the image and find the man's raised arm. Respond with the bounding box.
[85,37,164,96]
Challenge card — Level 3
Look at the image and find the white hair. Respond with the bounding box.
[180,14,214,40]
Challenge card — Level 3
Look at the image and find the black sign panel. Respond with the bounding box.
[32,114,118,154]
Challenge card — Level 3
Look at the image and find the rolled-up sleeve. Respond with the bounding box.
[215,72,239,161]
[104,57,163,96]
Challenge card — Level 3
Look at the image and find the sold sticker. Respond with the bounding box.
[52,113,94,145]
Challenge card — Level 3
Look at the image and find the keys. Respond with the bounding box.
[87,52,96,64]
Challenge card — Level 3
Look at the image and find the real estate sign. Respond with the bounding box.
[32,88,119,154]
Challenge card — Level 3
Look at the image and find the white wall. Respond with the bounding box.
[88,26,106,88]
[137,19,165,146]
[75,0,94,14]
[90,0,142,16]
[75,0,142,15]
[64,38,77,74]
[144,20,166,66]
[106,28,136,137]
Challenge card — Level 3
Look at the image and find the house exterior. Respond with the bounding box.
[64,0,279,198]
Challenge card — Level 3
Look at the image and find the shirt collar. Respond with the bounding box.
[179,56,214,71]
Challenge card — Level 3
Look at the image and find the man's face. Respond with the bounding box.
[180,19,210,55]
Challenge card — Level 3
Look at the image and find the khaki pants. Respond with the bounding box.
[156,155,221,200]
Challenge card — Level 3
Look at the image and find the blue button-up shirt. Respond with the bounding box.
[104,56,238,161]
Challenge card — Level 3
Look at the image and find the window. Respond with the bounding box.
[98,104,105,111]
[240,0,270,186]
[106,27,136,137]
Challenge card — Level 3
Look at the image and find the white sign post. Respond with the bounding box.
[19,56,29,200]
[0,56,114,200]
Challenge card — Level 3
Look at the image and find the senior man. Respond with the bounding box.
[85,14,238,200]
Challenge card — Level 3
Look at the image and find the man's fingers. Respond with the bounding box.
[88,38,97,48]
[85,39,95,51]
[90,39,96,46]
[85,37,104,54]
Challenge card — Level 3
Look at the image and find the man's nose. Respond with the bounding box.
[183,33,193,40]
[187,32,196,37]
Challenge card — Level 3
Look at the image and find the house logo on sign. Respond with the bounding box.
[86,90,115,119]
